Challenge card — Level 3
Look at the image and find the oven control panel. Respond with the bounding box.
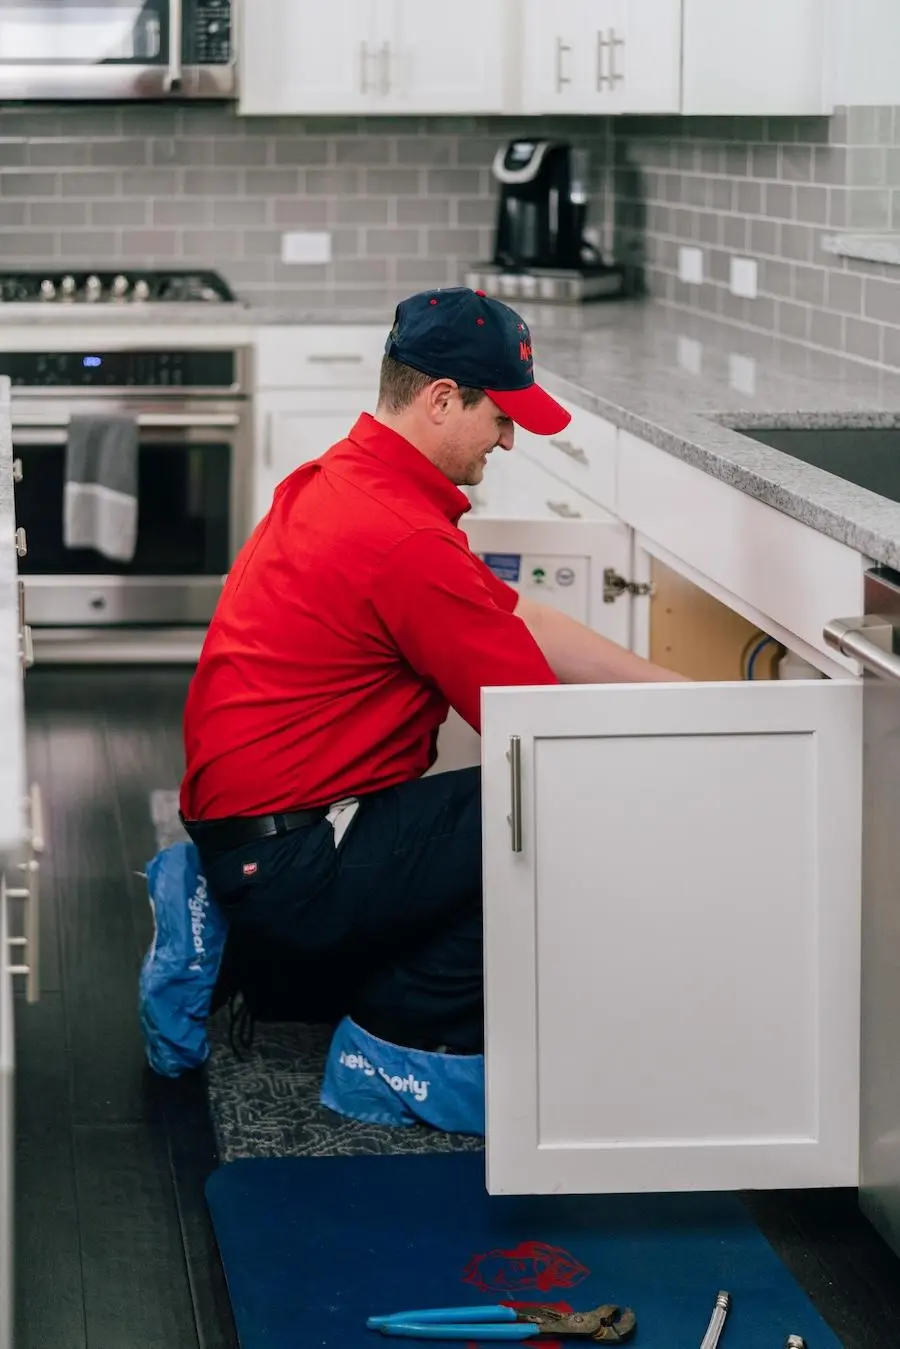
[0,349,236,389]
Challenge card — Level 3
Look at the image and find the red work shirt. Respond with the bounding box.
[180,413,558,819]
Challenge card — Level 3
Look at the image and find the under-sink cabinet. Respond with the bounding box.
[446,399,867,1197]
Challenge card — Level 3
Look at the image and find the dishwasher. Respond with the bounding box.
[825,565,900,1256]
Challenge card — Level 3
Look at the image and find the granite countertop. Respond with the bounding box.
[0,377,25,863]
[4,290,900,567]
[516,298,900,570]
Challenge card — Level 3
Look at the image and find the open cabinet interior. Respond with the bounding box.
[649,557,783,681]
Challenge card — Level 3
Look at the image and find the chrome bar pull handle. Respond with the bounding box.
[546,499,582,519]
[507,735,522,854]
[555,37,571,91]
[824,615,900,683]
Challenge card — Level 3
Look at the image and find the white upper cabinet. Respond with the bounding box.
[239,0,380,115]
[681,0,830,116]
[240,0,832,117]
[481,679,862,1195]
[522,0,682,115]
[520,0,830,116]
[383,0,513,114]
[239,0,513,115]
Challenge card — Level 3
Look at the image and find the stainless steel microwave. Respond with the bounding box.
[0,0,235,100]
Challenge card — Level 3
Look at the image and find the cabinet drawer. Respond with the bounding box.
[465,449,616,523]
[255,326,385,390]
[618,430,867,670]
[516,398,617,510]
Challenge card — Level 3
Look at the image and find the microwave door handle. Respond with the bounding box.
[165,0,183,92]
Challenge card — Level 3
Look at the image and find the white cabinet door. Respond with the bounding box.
[681,0,829,116]
[521,0,586,112]
[385,0,513,113]
[253,393,368,528]
[238,0,380,115]
[522,0,681,114]
[482,679,862,1194]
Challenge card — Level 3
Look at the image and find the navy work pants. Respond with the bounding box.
[199,767,484,1053]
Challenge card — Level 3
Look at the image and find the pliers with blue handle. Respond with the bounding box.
[366,1303,637,1343]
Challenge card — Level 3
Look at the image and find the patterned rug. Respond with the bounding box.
[150,791,485,1165]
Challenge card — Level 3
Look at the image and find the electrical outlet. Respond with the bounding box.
[281,231,332,265]
[729,353,756,397]
[678,246,704,285]
[730,256,758,299]
[677,335,703,375]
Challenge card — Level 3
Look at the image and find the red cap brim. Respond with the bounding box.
[486,382,571,436]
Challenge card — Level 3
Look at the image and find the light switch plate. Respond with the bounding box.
[730,256,758,299]
[678,246,704,284]
[281,231,332,265]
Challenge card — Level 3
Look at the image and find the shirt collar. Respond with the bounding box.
[346,412,471,523]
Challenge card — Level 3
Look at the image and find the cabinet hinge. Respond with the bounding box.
[603,567,656,604]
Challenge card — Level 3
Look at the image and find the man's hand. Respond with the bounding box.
[514,595,690,683]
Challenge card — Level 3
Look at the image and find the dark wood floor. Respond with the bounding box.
[16,666,237,1349]
[13,666,900,1349]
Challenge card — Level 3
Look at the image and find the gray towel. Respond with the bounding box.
[63,414,139,563]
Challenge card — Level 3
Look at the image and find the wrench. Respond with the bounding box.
[698,1292,730,1349]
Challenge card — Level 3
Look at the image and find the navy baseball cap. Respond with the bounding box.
[384,287,571,436]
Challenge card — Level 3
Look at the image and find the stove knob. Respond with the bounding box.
[60,274,76,296]
[40,279,56,301]
[111,274,129,299]
[133,279,150,302]
[85,274,102,302]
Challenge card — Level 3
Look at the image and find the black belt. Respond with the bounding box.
[180,807,329,855]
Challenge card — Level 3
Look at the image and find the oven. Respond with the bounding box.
[6,345,251,663]
[0,0,235,100]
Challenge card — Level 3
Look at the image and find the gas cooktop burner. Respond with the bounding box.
[0,269,237,305]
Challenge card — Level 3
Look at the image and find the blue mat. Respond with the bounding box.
[205,1152,843,1349]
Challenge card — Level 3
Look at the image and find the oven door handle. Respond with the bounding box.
[11,412,240,438]
[824,615,900,683]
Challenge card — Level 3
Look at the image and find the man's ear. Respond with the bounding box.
[422,378,458,421]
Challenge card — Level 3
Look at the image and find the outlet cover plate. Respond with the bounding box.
[281,231,332,265]
[678,246,704,284]
[730,256,758,299]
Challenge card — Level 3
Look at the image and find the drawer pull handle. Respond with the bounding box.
[546,499,582,519]
[20,624,33,672]
[14,526,27,558]
[29,782,44,855]
[549,438,588,464]
[12,457,22,483]
[307,354,365,364]
[507,735,522,853]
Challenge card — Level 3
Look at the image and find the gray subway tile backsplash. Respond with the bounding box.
[614,103,900,367]
[2,101,900,367]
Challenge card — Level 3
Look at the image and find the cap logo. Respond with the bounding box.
[519,339,533,362]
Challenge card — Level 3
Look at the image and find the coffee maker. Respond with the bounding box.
[465,139,626,304]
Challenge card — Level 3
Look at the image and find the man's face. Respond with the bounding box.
[434,391,516,487]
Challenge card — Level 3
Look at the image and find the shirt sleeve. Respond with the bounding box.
[371,527,558,731]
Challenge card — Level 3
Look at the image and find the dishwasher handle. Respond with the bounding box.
[824,615,900,683]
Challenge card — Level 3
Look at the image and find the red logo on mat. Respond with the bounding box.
[462,1242,589,1294]
[241,861,259,877]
